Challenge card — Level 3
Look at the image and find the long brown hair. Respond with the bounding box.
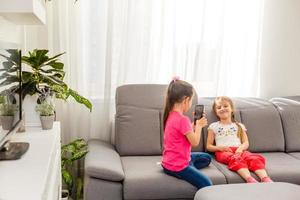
[163,80,194,129]
[212,96,243,141]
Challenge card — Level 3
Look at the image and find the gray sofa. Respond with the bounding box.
[84,84,300,200]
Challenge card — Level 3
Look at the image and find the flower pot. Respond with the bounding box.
[61,189,70,200]
[40,115,54,130]
[0,116,14,130]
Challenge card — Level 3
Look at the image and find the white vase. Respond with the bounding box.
[22,95,40,127]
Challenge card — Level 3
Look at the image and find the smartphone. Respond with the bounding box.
[194,104,204,125]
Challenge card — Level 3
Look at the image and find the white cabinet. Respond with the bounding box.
[0,122,61,200]
[0,0,46,25]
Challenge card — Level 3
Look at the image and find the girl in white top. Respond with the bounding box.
[206,96,273,183]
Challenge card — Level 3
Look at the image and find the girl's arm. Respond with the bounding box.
[185,117,207,147]
[206,129,232,152]
[235,130,249,153]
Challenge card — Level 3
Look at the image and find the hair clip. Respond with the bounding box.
[172,75,180,82]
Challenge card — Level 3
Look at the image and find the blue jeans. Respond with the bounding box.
[163,152,213,189]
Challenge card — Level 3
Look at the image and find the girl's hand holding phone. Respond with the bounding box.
[195,115,208,128]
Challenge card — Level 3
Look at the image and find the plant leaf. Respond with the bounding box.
[62,169,73,190]
[44,52,65,64]
[21,71,36,83]
[35,49,49,68]
[0,76,19,87]
[0,50,20,65]
[62,143,76,154]
[3,66,19,73]
[38,73,66,85]
[50,84,69,100]
[21,81,39,99]
[61,157,67,168]
[43,60,64,70]
[71,149,89,161]
[73,138,88,149]
[2,61,14,69]
[22,49,49,69]
[68,89,92,111]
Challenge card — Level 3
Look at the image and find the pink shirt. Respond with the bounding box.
[162,111,192,171]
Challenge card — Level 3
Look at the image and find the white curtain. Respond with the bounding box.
[45,0,264,142]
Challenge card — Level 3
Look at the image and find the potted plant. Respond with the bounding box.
[21,49,92,110]
[0,91,18,130]
[35,84,56,130]
[0,49,92,111]
[61,138,89,200]
[0,102,18,130]
[35,101,55,130]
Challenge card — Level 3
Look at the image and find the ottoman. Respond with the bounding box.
[194,182,300,200]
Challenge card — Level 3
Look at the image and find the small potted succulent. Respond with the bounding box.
[0,93,18,130]
[35,100,55,130]
[35,84,55,130]
[0,102,18,130]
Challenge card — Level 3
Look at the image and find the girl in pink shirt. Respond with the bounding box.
[161,77,212,189]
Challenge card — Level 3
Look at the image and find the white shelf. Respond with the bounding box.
[0,122,61,200]
[0,0,46,25]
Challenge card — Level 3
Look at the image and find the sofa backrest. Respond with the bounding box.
[202,97,285,153]
[270,97,300,152]
[115,84,198,156]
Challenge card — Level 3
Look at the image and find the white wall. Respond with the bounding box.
[0,16,23,46]
[259,0,300,99]
[22,26,48,51]
[0,16,47,50]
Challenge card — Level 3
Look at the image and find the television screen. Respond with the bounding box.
[0,48,22,150]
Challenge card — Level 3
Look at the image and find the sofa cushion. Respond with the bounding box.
[115,84,199,156]
[238,98,284,152]
[289,152,300,160]
[116,84,167,109]
[270,97,300,152]
[121,156,226,200]
[115,105,162,156]
[212,152,300,184]
[85,140,125,181]
[260,153,300,184]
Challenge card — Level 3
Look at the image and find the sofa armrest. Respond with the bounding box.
[85,139,124,181]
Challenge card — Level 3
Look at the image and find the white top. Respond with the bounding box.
[208,121,246,147]
[0,122,61,200]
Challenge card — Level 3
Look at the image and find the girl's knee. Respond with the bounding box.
[194,156,211,169]
[198,177,213,189]
[205,177,213,186]
[203,153,213,162]
[192,152,212,164]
